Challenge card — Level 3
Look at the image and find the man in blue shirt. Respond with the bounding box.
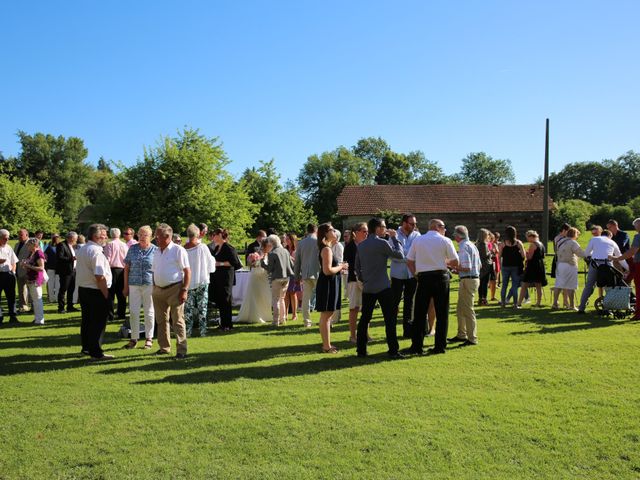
[390,214,420,338]
[606,219,629,254]
[449,225,481,346]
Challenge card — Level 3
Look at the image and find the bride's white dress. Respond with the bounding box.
[235,266,272,323]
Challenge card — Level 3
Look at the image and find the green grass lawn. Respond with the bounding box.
[1,267,639,479]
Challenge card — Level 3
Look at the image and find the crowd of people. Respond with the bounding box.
[0,214,638,361]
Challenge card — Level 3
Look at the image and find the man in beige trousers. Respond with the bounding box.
[449,225,481,346]
[151,223,191,359]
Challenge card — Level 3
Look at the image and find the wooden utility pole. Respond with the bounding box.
[542,118,550,251]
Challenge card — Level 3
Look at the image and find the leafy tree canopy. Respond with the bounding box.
[240,160,316,236]
[109,128,257,239]
[0,176,62,233]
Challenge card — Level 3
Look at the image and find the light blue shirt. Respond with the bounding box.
[458,239,481,278]
[390,228,420,280]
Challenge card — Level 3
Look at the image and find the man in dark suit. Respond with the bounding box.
[56,231,78,313]
[245,230,266,264]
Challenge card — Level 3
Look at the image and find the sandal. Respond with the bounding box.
[123,340,137,349]
[143,339,153,349]
[322,346,339,354]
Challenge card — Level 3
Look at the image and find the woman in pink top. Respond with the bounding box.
[22,238,46,325]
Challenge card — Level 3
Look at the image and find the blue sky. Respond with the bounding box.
[1,1,638,183]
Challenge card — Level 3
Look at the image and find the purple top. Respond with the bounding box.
[27,250,46,286]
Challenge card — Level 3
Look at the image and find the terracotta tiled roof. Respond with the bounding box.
[337,184,549,216]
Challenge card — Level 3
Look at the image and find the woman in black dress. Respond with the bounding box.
[208,228,243,331]
[315,223,347,353]
[517,230,547,308]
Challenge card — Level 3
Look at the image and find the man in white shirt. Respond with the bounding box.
[151,223,191,359]
[0,229,19,324]
[76,223,113,360]
[403,219,459,355]
[578,225,622,314]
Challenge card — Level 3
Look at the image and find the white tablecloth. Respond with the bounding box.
[232,269,250,306]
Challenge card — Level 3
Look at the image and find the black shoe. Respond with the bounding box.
[80,350,90,356]
[67,306,79,312]
[447,336,466,343]
[58,309,65,314]
[425,348,446,356]
[400,347,424,356]
[576,310,586,314]
[356,351,367,358]
[154,349,170,356]
[462,340,477,346]
[175,353,187,360]
[8,317,19,324]
[388,352,407,360]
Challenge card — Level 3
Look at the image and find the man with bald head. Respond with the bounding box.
[404,219,459,355]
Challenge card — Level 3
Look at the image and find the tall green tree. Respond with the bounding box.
[14,131,93,229]
[457,152,515,185]
[0,176,62,233]
[375,151,412,184]
[548,161,615,205]
[298,146,376,223]
[352,137,391,171]
[406,150,447,184]
[110,128,257,238]
[240,160,315,235]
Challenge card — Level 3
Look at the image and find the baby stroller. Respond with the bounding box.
[592,260,636,319]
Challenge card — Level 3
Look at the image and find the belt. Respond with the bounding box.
[154,281,181,290]
[592,259,611,264]
[417,270,448,276]
[460,276,479,279]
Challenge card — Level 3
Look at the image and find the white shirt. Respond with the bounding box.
[584,236,621,260]
[185,242,215,289]
[407,231,459,272]
[0,244,18,273]
[76,241,113,289]
[151,241,190,287]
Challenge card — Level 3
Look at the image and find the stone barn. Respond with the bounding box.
[336,184,551,240]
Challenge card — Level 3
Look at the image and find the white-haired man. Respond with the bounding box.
[449,225,481,346]
[151,223,191,359]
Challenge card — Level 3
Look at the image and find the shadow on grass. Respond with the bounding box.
[100,343,332,377]
[0,351,143,376]
[134,353,389,385]
[486,304,637,335]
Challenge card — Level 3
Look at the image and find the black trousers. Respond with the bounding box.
[391,277,417,335]
[108,267,126,320]
[211,271,234,329]
[58,273,75,311]
[0,272,17,320]
[79,287,109,358]
[478,269,491,301]
[357,288,399,355]
[411,271,450,353]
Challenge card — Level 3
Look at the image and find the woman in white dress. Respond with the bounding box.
[235,238,272,324]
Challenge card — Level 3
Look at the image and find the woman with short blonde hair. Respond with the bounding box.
[122,225,158,349]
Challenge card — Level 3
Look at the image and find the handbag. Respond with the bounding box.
[602,286,631,310]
